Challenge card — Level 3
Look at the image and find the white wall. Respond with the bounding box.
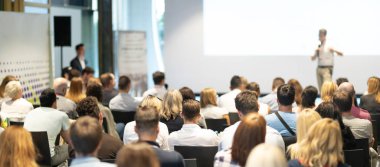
[164,0,379,94]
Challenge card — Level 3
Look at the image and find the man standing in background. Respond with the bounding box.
[70,43,87,72]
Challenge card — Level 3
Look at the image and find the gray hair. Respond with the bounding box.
[4,81,22,99]
[53,77,69,96]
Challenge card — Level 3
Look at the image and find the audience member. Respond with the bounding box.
[0,80,33,122]
[219,75,244,113]
[123,95,170,150]
[240,76,249,89]
[70,43,87,72]
[69,116,115,167]
[24,88,71,166]
[265,84,297,137]
[214,113,266,167]
[287,79,303,110]
[0,75,16,105]
[160,90,184,133]
[100,73,118,105]
[143,71,167,99]
[61,66,72,80]
[246,82,270,115]
[0,126,38,167]
[109,75,140,111]
[360,76,380,113]
[288,118,348,167]
[179,86,195,100]
[135,106,185,167]
[300,85,318,111]
[69,69,81,82]
[336,77,349,86]
[76,97,123,160]
[338,82,371,120]
[260,77,285,111]
[53,77,77,118]
[320,81,337,102]
[65,77,86,103]
[200,88,229,120]
[246,143,287,167]
[168,99,219,150]
[218,90,284,151]
[116,143,160,167]
[81,67,95,87]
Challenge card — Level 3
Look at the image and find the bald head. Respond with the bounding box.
[338,82,355,98]
[53,78,69,96]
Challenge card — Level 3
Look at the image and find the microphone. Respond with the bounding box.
[316,44,321,57]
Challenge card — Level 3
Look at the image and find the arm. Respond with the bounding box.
[311,49,319,61]
[60,130,72,146]
[330,48,343,56]
[223,114,230,126]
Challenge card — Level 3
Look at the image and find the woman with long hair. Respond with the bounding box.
[160,89,184,133]
[0,126,38,167]
[200,88,229,120]
[360,76,380,113]
[66,77,86,103]
[287,79,303,108]
[320,81,337,102]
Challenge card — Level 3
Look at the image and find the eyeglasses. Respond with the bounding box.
[148,94,163,101]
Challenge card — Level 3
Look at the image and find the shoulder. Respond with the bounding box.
[288,159,302,167]
[103,133,123,145]
[265,113,276,121]
[154,148,184,163]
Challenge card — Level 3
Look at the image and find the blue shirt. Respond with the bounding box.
[265,111,296,137]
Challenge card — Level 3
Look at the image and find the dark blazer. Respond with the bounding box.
[145,141,185,167]
[70,56,87,72]
[97,133,123,160]
[360,94,380,114]
[160,116,184,133]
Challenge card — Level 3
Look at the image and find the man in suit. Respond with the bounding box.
[70,43,87,72]
[135,106,185,167]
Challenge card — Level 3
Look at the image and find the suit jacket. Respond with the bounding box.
[98,133,123,160]
[144,141,185,167]
[70,56,87,72]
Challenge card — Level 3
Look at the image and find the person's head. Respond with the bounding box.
[321,81,337,102]
[152,71,165,85]
[319,28,327,42]
[295,109,321,144]
[86,83,103,102]
[200,88,218,108]
[181,99,201,123]
[100,73,115,89]
[81,67,95,82]
[135,106,160,140]
[0,75,17,98]
[230,75,243,90]
[139,95,162,114]
[315,102,337,119]
[287,79,303,105]
[68,77,84,95]
[116,143,160,167]
[53,77,69,96]
[272,77,285,91]
[61,66,72,80]
[246,82,261,96]
[277,84,295,106]
[69,69,81,81]
[118,75,131,92]
[179,87,195,100]
[4,81,22,100]
[338,82,356,105]
[301,85,318,109]
[161,89,183,120]
[240,76,249,90]
[297,118,344,167]
[367,76,380,94]
[76,97,102,123]
[333,90,352,113]
[336,77,349,86]
[39,88,57,108]
[75,43,85,57]
[70,116,103,157]
[235,90,259,117]
[246,143,287,167]
[231,113,266,166]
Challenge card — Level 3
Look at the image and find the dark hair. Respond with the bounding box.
[182,100,200,121]
[76,97,101,119]
[246,82,260,96]
[301,86,318,108]
[39,88,57,107]
[70,116,102,155]
[100,73,114,87]
[333,90,352,112]
[135,106,160,135]
[336,78,349,86]
[61,67,72,78]
[116,143,160,167]
[0,75,17,98]
[315,102,337,119]
[230,75,242,90]
[272,77,285,90]
[81,67,94,75]
[277,84,295,106]
[75,43,84,51]
[119,76,131,90]
[153,71,165,85]
[319,29,327,36]
[287,79,303,105]
[69,69,81,81]
[235,90,259,115]
[179,87,195,100]
[86,83,103,102]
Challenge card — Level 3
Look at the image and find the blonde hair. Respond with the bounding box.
[161,90,183,120]
[200,88,218,108]
[288,109,321,158]
[367,76,380,103]
[321,81,337,102]
[4,81,22,100]
[296,118,344,167]
[0,126,38,167]
[246,143,287,167]
[66,77,86,103]
[139,95,163,114]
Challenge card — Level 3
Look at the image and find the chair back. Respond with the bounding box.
[111,109,136,124]
[9,121,24,126]
[101,159,116,163]
[174,146,218,167]
[228,112,239,125]
[184,158,197,167]
[371,114,380,144]
[344,138,370,167]
[30,131,52,166]
[205,119,228,133]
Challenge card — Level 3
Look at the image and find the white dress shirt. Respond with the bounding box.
[109,92,140,111]
[342,115,373,141]
[123,121,170,150]
[142,85,167,100]
[218,89,241,113]
[258,102,270,116]
[201,105,229,119]
[168,124,219,150]
[218,121,285,152]
[0,98,33,121]
[260,91,278,111]
[79,56,86,69]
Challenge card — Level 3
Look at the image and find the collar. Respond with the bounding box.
[142,141,160,148]
[71,156,100,165]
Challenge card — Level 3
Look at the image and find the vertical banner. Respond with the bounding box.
[117,31,147,97]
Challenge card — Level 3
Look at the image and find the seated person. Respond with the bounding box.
[338,82,371,120]
[218,75,244,113]
[246,82,270,115]
[143,71,167,99]
[109,76,140,111]
[200,88,229,120]
[260,77,285,111]
[1,81,33,122]
[100,73,118,106]
[116,143,160,167]
[53,77,77,118]
[160,90,184,133]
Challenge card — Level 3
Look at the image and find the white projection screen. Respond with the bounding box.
[164,0,380,94]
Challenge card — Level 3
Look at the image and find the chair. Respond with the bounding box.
[9,121,24,126]
[228,112,239,125]
[101,159,116,163]
[33,104,40,109]
[102,117,109,133]
[30,131,52,166]
[205,119,228,133]
[344,138,370,167]
[111,109,136,124]
[370,113,380,144]
[184,159,197,167]
[174,146,218,167]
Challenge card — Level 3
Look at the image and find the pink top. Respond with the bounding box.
[351,106,371,121]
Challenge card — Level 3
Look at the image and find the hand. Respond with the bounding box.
[311,55,317,61]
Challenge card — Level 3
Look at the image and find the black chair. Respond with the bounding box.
[30,131,52,166]
[228,112,239,125]
[174,146,218,167]
[184,159,197,167]
[101,159,116,163]
[371,119,378,149]
[9,121,24,126]
[102,117,109,133]
[344,138,370,167]
[111,109,136,124]
[370,113,380,145]
[205,119,228,133]
[33,104,40,109]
